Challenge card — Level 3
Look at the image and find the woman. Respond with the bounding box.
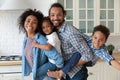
[18,9,63,80]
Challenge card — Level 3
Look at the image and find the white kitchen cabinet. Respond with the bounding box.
[87,63,98,80]
[57,0,120,34]
[0,74,3,80]
[87,61,120,80]
[2,74,22,80]
[0,65,22,80]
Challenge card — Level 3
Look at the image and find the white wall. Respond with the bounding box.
[28,0,57,16]
[0,0,56,55]
[0,0,120,56]
[106,36,120,53]
[0,0,5,6]
[0,11,24,55]
[0,0,57,16]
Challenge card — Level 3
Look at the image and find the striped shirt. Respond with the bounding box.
[82,34,114,65]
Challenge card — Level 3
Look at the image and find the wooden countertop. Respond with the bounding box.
[113,53,120,61]
[98,53,120,62]
[0,61,22,66]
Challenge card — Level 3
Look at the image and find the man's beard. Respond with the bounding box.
[53,20,64,29]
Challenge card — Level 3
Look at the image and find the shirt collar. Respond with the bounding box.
[25,32,41,40]
[58,21,66,33]
[91,43,105,50]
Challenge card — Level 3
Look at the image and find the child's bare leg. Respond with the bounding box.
[47,70,64,79]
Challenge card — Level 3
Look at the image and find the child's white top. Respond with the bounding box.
[46,32,62,64]
[46,32,61,54]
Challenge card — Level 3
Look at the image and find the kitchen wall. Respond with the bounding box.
[0,11,23,55]
[106,35,120,53]
[0,0,57,55]
[0,0,120,56]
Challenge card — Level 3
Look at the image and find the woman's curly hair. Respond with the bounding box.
[18,8,44,33]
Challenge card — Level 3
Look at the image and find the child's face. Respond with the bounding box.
[42,21,54,35]
[92,31,106,48]
[24,15,38,34]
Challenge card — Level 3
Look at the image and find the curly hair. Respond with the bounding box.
[40,16,56,36]
[18,8,44,33]
[92,24,110,41]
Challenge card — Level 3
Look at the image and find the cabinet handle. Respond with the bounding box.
[88,72,93,75]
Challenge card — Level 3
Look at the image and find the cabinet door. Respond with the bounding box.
[103,62,120,80]
[0,65,22,80]
[99,0,114,33]
[57,0,120,34]
[2,74,22,80]
[78,0,94,33]
[0,74,4,80]
[58,0,74,25]
[87,67,97,80]
[87,62,120,80]
[87,62,99,80]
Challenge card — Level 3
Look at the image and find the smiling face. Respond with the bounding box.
[24,15,38,34]
[49,7,65,29]
[42,20,54,35]
[92,31,106,48]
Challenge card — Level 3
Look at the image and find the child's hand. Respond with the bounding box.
[32,40,37,47]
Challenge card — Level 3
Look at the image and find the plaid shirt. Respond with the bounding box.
[68,33,114,78]
[57,22,114,78]
[57,22,93,78]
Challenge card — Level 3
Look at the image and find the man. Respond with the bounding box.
[47,2,93,80]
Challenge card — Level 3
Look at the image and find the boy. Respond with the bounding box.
[47,24,120,80]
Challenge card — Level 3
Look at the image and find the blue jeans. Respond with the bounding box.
[37,62,57,80]
[61,52,88,80]
[62,52,81,74]
[61,66,88,80]
[43,76,57,80]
